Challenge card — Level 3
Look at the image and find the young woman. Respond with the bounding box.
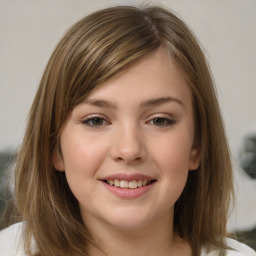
[0,5,255,256]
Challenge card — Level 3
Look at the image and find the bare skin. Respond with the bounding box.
[87,210,191,256]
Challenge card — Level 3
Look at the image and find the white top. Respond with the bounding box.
[0,222,255,256]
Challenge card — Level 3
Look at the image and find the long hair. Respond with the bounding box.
[6,5,233,256]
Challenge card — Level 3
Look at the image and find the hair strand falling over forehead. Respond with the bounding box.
[5,5,234,256]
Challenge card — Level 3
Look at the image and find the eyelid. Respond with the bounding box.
[81,114,111,127]
[148,117,175,126]
[145,112,175,120]
[146,113,176,127]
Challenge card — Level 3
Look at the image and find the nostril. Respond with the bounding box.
[115,156,124,162]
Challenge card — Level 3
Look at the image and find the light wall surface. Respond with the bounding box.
[0,0,255,231]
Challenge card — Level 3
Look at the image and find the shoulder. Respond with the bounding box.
[202,238,256,256]
[0,222,27,256]
[225,238,256,256]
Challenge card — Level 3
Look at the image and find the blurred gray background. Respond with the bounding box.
[0,0,255,246]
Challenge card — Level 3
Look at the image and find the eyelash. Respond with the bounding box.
[81,117,110,127]
[148,117,175,127]
[81,116,175,128]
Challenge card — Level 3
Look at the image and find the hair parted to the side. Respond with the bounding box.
[5,5,234,256]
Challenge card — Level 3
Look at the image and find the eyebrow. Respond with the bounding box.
[83,99,118,109]
[83,97,184,109]
[139,97,184,108]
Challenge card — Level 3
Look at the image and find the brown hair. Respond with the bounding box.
[6,5,233,256]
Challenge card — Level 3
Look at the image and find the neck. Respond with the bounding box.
[86,212,191,256]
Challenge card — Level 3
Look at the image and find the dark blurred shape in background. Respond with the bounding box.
[0,151,15,229]
[235,133,256,249]
[234,227,256,250]
[240,134,256,179]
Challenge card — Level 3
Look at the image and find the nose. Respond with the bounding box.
[110,124,147,164]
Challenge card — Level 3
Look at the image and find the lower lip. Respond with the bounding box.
[101,181,155,199]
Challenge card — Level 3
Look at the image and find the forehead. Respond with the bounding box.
[84,48,192,109]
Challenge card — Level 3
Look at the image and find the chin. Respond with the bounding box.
[110,218,150,231]
[102,208,157,231]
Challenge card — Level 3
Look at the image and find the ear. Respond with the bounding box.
[52,147,65,172]
[189,144,201,171]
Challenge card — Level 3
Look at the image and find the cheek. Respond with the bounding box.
[61,135,109,208]
[61,132,104,171]
[60,133,109,197]
[150,133,194,172]
[149,134,193,201]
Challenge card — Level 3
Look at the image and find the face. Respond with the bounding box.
[53,48,200,232]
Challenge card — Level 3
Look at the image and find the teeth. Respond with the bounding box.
[120,180,128,188]
[114,179,120,187]
[142,180,147,186]
[137,180,142,187]
[106,179,152,188]
[128,180,137,189]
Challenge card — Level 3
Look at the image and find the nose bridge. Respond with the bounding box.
[111,120,146,163]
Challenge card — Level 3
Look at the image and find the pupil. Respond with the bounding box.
[154,118,164,125]
[93,118,103,125]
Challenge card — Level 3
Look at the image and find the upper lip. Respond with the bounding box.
[100,173,156,181]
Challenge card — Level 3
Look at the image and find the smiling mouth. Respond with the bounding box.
[103,179,156,189]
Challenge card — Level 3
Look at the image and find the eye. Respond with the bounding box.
[81,117,109,127]
[149,117,175,127]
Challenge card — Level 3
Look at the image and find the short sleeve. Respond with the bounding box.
[225,238,256,256]
[0,222,27,256]
[201,238,256,256]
